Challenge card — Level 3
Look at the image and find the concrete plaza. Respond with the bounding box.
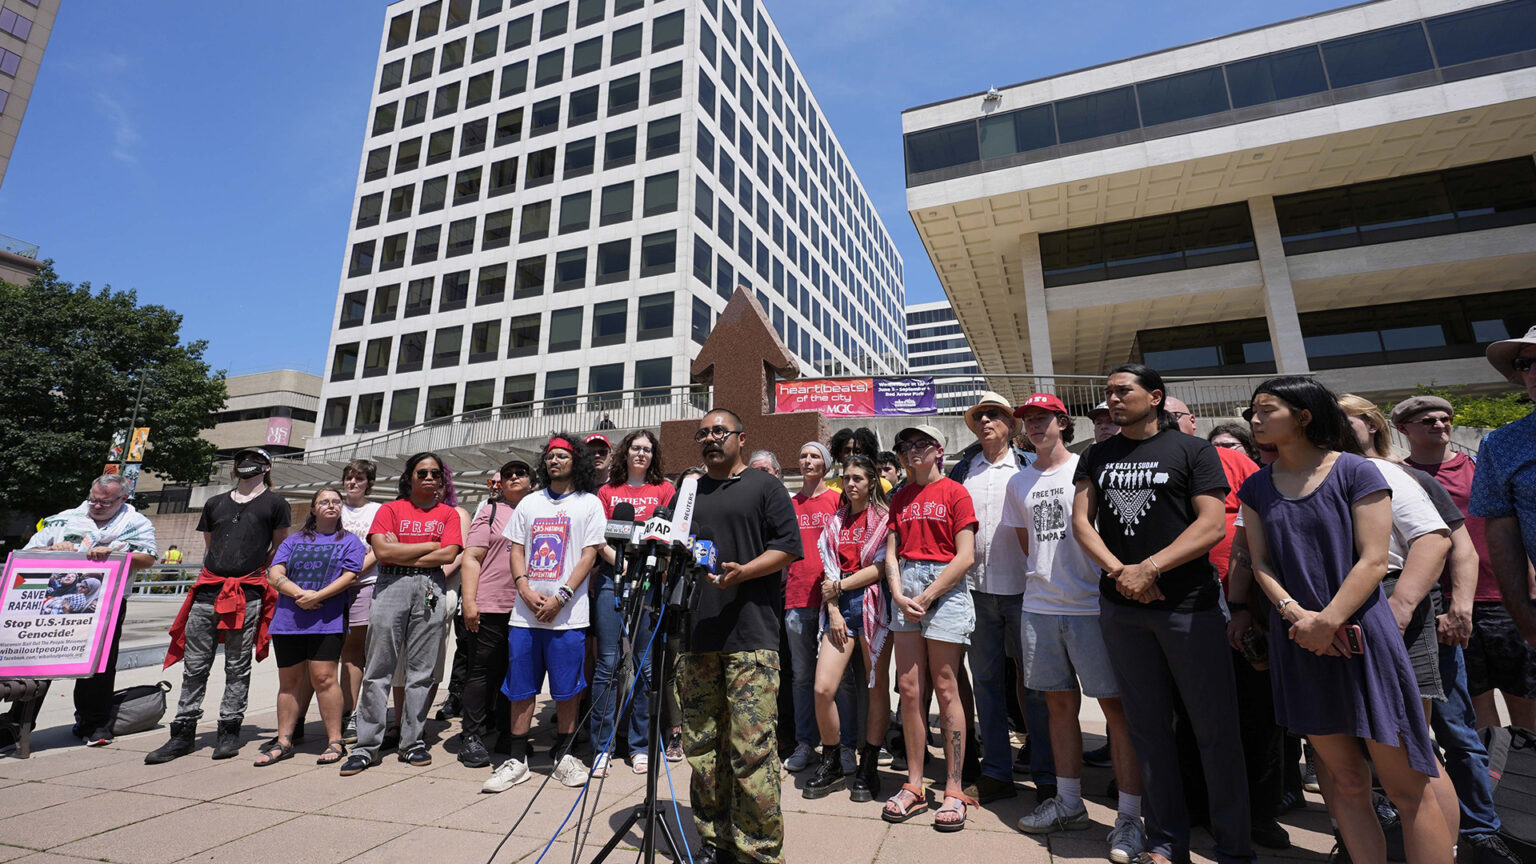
[0,599,1341,863]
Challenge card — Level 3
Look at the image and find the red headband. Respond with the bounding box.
[546,437,576,454]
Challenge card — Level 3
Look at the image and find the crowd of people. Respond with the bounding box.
[17,324,1536,864]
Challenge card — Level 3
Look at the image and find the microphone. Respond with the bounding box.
[668,525,717,613]
[604,502,638,571]
[671,474,699,540]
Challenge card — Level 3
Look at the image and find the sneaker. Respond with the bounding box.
[341,712,358,745]
[82,733,113,747]
[1276,787,1305,814]
[631,752,649,775]
[1083,742,1113,768]
[971,773,1018,804]
[665,732,684,762]
[398,745,432,767]
[1015,795,1091,834]
[783,742,815,773]
[877,746,893,766]
[1465,833,1522,864]
[591,753,611,778]
[458,734,491,769]
[1303,745,1320,793]
[551,754,590,788]
[339,754,375,776]
[1107,814,1146,864]
[483,758,531,793]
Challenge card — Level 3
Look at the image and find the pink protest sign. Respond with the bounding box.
[0,551,135,678]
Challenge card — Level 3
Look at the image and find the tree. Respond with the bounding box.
[0,264,227,521]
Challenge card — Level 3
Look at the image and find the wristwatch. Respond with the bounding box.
[1276,597,1297,617]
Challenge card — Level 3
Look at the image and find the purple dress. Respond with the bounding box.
[1237,452,1437,776]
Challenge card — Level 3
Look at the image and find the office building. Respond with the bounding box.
[315,0,906,446]
[906,300,983,413]
[903,0,1536,398]
[0,0,57,286]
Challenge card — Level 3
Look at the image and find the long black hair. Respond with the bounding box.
[300,486,347,539]
[829,427,881,464]
[607,429,665,487]
[538,432,598,494]
[398,452,446,500]
[1107,362,1170,428]
[1250,376,1362,455]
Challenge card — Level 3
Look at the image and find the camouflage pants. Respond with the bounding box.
[677,649,783,864]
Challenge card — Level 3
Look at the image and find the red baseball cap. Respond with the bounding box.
[584,434,611,450]
[1013,393,1068,417]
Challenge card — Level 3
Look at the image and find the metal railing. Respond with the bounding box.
[131,564,202,599]
[928,372,1284,420]
[0,233,40,260]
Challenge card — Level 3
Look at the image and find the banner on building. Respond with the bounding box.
[0,551,135,678]
[107,429,127,462]
[265,416,293,447]
[120,463,141,498]
[774,377,935,417]
[126,427,150,463]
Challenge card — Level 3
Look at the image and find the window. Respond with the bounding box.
[609,73,640,114]
[410,50,435,83]
[492,109,523,149]
[514,255,546,296]
[554,248,587,289]
[441,270,471,309]
[605,126,637,167]
[412,225,442,264]
[440,38,466,72]
[427,128,455,165]
[568,85,599,126]
[652,10,684,50]
[698,73,716,118]
[692,295,712,344]
[637,293,673,339]
[390,388,420,427]
[505,15,533,50]
[649,61,682,103]
[489,157,518,197]
[715,257,734,300]
[611,23,643,64]
[592,299,628,346]
[1040,201,1257,286]
[405,278,434,316]
[503,374,536,416]
[460,118,487,155]
[597,239,630,284]
[508,314,541,356]
[402,92,428,127]
[357,193,383,228]
[589,363,624,402]
[717,202,734,244]
[477,263,507,303]
[365,147,390,181]
[394,138,422,173]
[701,23,716,65]
[1225,45,1328,109]
[433,83,460,118]
[541,1,570,37]
[331,343,359,381]
[473,26,499,62]
[420,175,448,212]
[1321,23,1434,89]
[379,233,408,271]
[361,337,392,377]
[525,146,557,186]
[634,357,671,402]
[355,392,385,433]
[1053,86,1138,144]
[572,35,603,75]
[464,379,496,416]
[465,71,493,107]
[470,320,501,362]
[479,0,501,16]
[600,181,634,225]
[693,238,712,283]
[482,208,513,249]
[397,331,427,372]
[426,385,456,422]
[545,369,579,412]
[452,168,482,206]
[531,96,561,135]
[1136,67,1230,127]
[520,200,551,241]
[565,137,596,177]
[559,191,592,232]
[549,307,584,352]
[904,121,979,175]
[644,172,678,216]
[614,0,643,13]
[1427,2,1536,67]
[380,60,405,92]
[640,231,676,276]
[340,291,368,329]
[536,48,565,87]
[433,326,463,367]
[322,397,350,436]
[577,0,605,27]
[446,0,472,29]
[372,102,398,136]
[500,60,528,97]
[388,12,412,50]
[646,115,680,157]
[373,283,400,321]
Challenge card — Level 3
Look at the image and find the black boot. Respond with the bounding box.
[850,743,881,803]
[211,719,242,760]
[801,744,846,799]
[145,718,197,764]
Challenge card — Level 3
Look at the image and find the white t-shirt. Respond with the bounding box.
[1001,454,1099,615]
[502,488,605,630]
[340,501,381,585]
[1371,459,1449,572]
[962,448,1028,595]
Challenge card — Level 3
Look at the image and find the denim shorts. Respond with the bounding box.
[887,560,974,645]
[1021,611,1120,699]
[834,584,865,633]
[1383,574,1445,702]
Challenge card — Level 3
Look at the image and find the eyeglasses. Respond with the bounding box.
[894,439,937,454]
[1213,440,1244,450]
[1409,416,1453,428]
[414,468,444,479]
[628,445,654,454]
[1167,411,1191,421]
[694,426,743,443]
[1514,356,1536,373]
[87,496,123,507]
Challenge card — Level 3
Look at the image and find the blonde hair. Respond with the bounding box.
[1337,394,1394,459]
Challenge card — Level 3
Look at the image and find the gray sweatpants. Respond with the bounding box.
[174,595,263,723]
[352,571,449,760]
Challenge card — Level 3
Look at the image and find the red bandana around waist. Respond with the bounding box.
[163,568,278,668]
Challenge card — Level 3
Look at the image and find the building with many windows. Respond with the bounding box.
[0,0,56,287]
[906,300,983,414]
[902,0,1536,399]
[314,0,906,445]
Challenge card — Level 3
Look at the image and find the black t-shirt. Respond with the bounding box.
[1075,430,1229,612]
[197,489,292,578]
[681,467,802,654]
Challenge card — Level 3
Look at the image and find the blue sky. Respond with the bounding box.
[0,0,1339,376]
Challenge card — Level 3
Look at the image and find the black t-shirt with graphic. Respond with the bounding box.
[1075,430,1229,612]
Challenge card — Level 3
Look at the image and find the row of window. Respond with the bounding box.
[1041,202,1258,287]
[386,0,648,53]
[905,0,1536,182]
[905,307,959,327]
[907,322,964,340]
[0,7,33,42]
[211,405,320,425]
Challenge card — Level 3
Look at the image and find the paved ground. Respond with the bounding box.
[0,598,1341,863]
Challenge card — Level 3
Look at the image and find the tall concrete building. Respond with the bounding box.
[906,299,983,414]
[0,0,57,286]
[315,0,906,447]
[902,0,1536,399]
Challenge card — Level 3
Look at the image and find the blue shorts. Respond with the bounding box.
[887,560,974,645]
[1021,611,1119,699]
[836,586,865,632]
[503,627,588,702]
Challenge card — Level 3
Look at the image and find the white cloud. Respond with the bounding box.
[93,91,140,163]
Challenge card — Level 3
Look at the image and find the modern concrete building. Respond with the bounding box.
[0,0,57,286]
[906,299,984,413]
[314,0,906,448]
[902,0,1536,400]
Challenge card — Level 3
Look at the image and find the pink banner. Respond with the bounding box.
[0,552,135,678]
[775,378,876,417]
[266,417,294,447]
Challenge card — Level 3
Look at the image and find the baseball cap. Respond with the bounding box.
[1087,402,1112,420]
[233,447,272,464]
[895,424,947,451]
[1389,395,1454,425]
[965,391,1020,435]
[584,433,611,450]
[1013,393,1068,417]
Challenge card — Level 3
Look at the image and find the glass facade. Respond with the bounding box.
[1040,202,1257,287]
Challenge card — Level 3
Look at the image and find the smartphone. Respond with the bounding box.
[1336,623,1364,655]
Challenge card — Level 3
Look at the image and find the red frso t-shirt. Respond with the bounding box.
[888,478,978,562]
[597,481,677,521]
[368,499,464,565]
[1212,446,1260,591]
[835,506,877,575]
[785,488,840,609]
[1406,452,1501,602]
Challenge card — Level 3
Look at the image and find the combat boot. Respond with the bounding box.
[145,718,197,764]
[801,744,845,799]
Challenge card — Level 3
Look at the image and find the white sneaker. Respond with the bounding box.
[630,753,649,774]
[591,753,611,778]
[551,754,590,788]
[482,758,530,793]
[1107,814,1146,864]
[1015,795,1092,834]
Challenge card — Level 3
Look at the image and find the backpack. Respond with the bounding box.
[108,681,172,736]
[1480,725,1536,858]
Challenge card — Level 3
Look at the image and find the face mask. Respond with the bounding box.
[235,460,266,478]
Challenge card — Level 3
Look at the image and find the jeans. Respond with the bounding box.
[175,593,262,723]
[590,569,653,756]
[973,591,1055,785]
[1430,642,1502,839]
[354,571,449,759]
[783,606,857,749]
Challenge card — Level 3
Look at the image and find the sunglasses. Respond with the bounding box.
[505,468,529,478]
[976,408,1010,424]
[414,468,444,479]
[1515,356,1535,373]
[1408,416,1452,428]
[894,439,937,454]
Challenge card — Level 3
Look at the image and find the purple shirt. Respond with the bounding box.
[269,531,367,634]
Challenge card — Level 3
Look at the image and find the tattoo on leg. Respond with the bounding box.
[948,729,962,785]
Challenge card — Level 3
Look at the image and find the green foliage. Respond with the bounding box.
[1409,384,1533,429]
[0,264,227,519]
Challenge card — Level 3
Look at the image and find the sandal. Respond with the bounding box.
[317,740,347,766]
[881,783,929,824]
[933,792,977,833]
[254,740,294,767]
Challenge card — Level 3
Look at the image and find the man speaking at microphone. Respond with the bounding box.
[679,409,802,864]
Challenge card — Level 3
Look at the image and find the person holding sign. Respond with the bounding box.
[25,473,157,746]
